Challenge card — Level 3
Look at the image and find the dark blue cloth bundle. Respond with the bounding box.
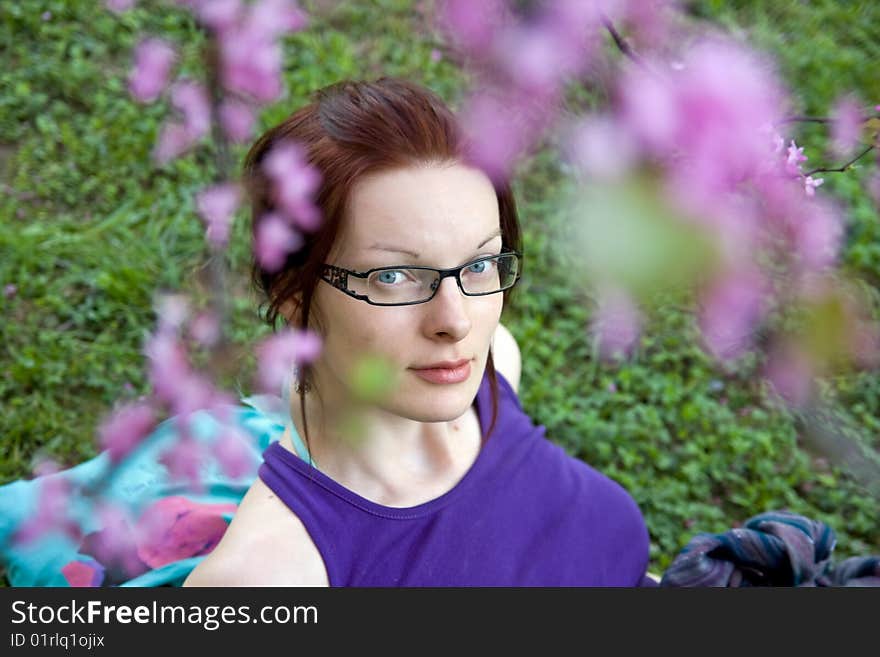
[660,510,880,587]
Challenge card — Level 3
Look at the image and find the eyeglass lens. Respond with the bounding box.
[351,254,519,305]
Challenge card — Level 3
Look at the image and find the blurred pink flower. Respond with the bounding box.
[214,428,257,479]
[765,345,813,408]
[196,183,240,247]
[459,90,549,183]
[256,327,322,393]
[13,475,81,545]
[4,283,17,298]
[219,99,255,143]
[791,198,842,272]
[698,268,767,362]
[590,286,642,360]
[565,115,636,179]
[868,171,880,209]
[255,212,304,272]
[194,0,243,32]
[171,80,211,140]
[153,121,195,164]
[263,141,322,231]
[830,95,863,157]
[128,38,176,103]
[430,48,443,62]
[156,294,190,332]
[79,504,148,580]
[246,0,308,38]
[219,24,283,102]
[803,175,824,197]
[106,0,137,13]
[493,21,582,96]
[98,401,157,463]
[145,330,192,404]
[620,38,784,195]
[189,310,221,346]
[438,0,507,58]
[159,436,206,490]
[786,140,807,175]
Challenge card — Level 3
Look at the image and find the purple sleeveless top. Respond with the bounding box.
[258,370,653,586]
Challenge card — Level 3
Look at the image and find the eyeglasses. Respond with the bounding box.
[320,252,522,306]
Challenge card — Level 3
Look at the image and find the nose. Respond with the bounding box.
[423,275,471,340]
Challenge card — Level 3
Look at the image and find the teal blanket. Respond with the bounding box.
[0,394,286,587]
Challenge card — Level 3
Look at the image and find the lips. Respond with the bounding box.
[410,359,472,384]
[412,359,470,370]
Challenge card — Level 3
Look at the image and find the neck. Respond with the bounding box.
[285,384,482,507]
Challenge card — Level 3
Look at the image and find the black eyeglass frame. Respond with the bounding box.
[320,251,523,307]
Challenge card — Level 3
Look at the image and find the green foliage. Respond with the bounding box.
[0,0,877,585]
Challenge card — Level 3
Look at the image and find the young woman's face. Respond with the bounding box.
[309,161,504,421]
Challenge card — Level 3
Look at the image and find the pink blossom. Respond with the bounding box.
[106,0,137,12]
[493,21,582,96]
[459,90,550,183]
[194,0,243,32]
[196,183,240,247]
[868,171,880,208]
[134,497,236,568]
[219,99,255,143]
[153,121,195,164]
[786,139,807,175]
[698,269,767,362]
[159,436,206,490]
[128,38,177,103]
[765,345,813,408]
[156,294,190,332]
[98,401,157,462]
[590,286,642,360]
[620,38,784,194]
[80,504,148,580]
[219,24,283,102]
[171,80,211,140]
[214,428,256,479]
[830,95,863,157]
[255,327,322,393]
[263,141,322,231]
[144,330,192,404]
[255,212,304,272]
[246,0,308,39]
[4,283,17,298]
[438,0,507,58]
[565,115,636,180]
[803,175,824,197]
[189,311,221,346]
[13,475,81,545]
[430,49,443,62]
[791,198,842,272]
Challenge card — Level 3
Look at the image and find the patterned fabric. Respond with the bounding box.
[660,510,880,587]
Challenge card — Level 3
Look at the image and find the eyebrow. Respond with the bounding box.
[367,228,502,259]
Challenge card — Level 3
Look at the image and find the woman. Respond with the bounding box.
[184,77,653,586]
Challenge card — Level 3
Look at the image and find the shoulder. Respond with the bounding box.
[492,322,521,394]
[183,477,329,587]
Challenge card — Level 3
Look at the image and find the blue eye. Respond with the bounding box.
[376,270,405,285]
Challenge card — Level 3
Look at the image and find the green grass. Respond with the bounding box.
[1,0,877,583]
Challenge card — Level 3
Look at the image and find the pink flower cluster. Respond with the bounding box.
[254,140,323,272]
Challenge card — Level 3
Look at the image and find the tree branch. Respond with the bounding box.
[804,144,875,177]
[602,18,644,67]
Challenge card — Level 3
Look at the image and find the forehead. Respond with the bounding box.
[334,162,501,264]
